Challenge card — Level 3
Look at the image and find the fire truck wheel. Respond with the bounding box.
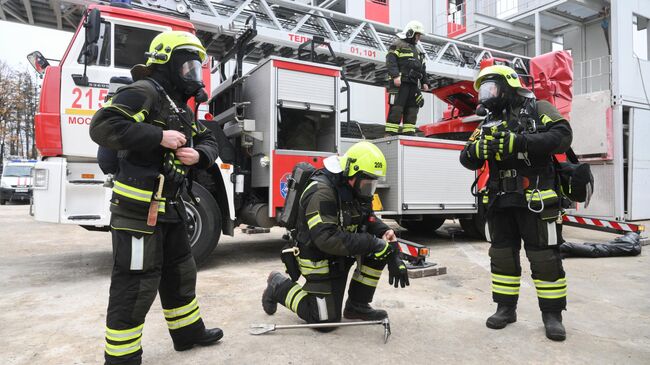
[460,209,487,240]
[398,215,445,234]
[182,183,222,266]
[0,199,6,205]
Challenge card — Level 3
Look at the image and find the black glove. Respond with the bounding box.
[465,138,492,160]
[386,241,409,288]
[415,91,424,108]
[162,151,188,186]
[487,131,524,160]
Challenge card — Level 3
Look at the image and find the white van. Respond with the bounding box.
[0,160,37,205]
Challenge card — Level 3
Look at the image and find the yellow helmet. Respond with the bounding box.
[340,141,387,178]
[145,31,207,66]
[473,65,522,91]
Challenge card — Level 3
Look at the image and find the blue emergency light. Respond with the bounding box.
[110,0,132,8]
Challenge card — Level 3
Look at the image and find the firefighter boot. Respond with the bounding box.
[262,271,289,315]
[343,299,388,321]
[173,328,224,351]
[486,304,517,329]
[542,311,566,341]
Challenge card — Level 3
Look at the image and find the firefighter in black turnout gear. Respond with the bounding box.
[460,65,572,341]
[262,142,409,326]
[385,20,430,136]
[90,31,222,365]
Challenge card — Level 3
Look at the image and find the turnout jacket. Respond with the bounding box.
[459,100,572,213]
[296,171,389,259]
[90,78,218,233]
[386,39,430,86]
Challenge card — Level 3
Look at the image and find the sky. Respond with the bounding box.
[0,20,73,71]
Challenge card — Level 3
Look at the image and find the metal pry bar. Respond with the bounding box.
[250,318,391,343]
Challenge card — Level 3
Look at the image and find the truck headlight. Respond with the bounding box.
[33,168,48,189]
[0,180,10,189]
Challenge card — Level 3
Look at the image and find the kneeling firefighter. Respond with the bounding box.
[90,31,222,365]
[262,141,409,325]
[459,65,572,341]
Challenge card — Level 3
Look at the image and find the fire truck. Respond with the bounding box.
[27,0,587,264]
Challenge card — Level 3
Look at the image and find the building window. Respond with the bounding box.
[633,14,649,61]
[497,0,518,19]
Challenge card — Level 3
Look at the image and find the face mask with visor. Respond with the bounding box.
[352,172,379,200]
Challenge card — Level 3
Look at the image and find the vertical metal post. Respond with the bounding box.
[478,33,484,47]
[610,1,625,220]
[534,11,541,56]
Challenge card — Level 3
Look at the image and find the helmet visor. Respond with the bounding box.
[477,80,502,104]
[355,178,378,198]
[179,59,203,83]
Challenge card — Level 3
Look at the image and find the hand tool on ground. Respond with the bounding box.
[249,317,391,343]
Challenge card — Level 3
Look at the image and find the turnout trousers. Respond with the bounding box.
[385,82,422,135]
[486,207,567,312]
[104,218,206,365]
[276,256,386,324]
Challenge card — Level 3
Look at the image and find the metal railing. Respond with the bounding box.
[573,55,611,95]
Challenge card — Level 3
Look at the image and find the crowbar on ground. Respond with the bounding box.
[249,317,391,343]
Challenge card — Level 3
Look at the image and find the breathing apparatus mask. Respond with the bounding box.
[477,79,510,114]
[169,49,205,98]
[351,172,379,201]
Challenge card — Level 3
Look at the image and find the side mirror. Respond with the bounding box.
[26,51,50,75]
[85,9,101,44]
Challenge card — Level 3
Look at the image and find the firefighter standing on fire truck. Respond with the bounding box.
[459,65,572,341]
[90,31,222,365]
[261,142,409,325]
[385,20,430,136]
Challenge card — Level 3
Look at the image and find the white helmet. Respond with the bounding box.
[397,20,425,39]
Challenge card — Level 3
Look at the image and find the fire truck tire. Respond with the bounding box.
[182,183,222,266]
[398,215,445,234]
[460,209,487,240]
[0,199,6,205]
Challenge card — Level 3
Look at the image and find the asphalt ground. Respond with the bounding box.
[1,204,648,365]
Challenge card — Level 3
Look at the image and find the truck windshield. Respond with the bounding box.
[2,166,33,177]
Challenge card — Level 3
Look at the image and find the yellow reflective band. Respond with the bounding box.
[105,105,148,123]
[536,288,568,299]
[374,242,390,258]
[492,285,520,295]
[291,291,307,312]
[402,124,416,132]
[526,189,558,201]
[157,201,166,213]
[298,258,330,275]
[508,134,514,153]
[105,338,142,357]
[132,111,146,123]
[166,308,201,330]
[307,213,323,229]
[113,181,154,203]
[482,195,489,204]
[540,114,557,125]
[397,52,414,58]
[163,298,198,319]
[300,181,319,201]
[285,285,301,308]
[352,271,379,288]
[360,265,383,278]
[491,273,521,284]
[105,324,144,342]
[533,278,567,286]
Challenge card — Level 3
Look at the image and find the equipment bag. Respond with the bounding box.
[553,148,594,206]
[278,162,317,229]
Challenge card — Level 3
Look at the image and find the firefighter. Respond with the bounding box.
[90,31,222,365]
[459,65,572,341]
[385,20,430,136]
[262,141,409,325]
